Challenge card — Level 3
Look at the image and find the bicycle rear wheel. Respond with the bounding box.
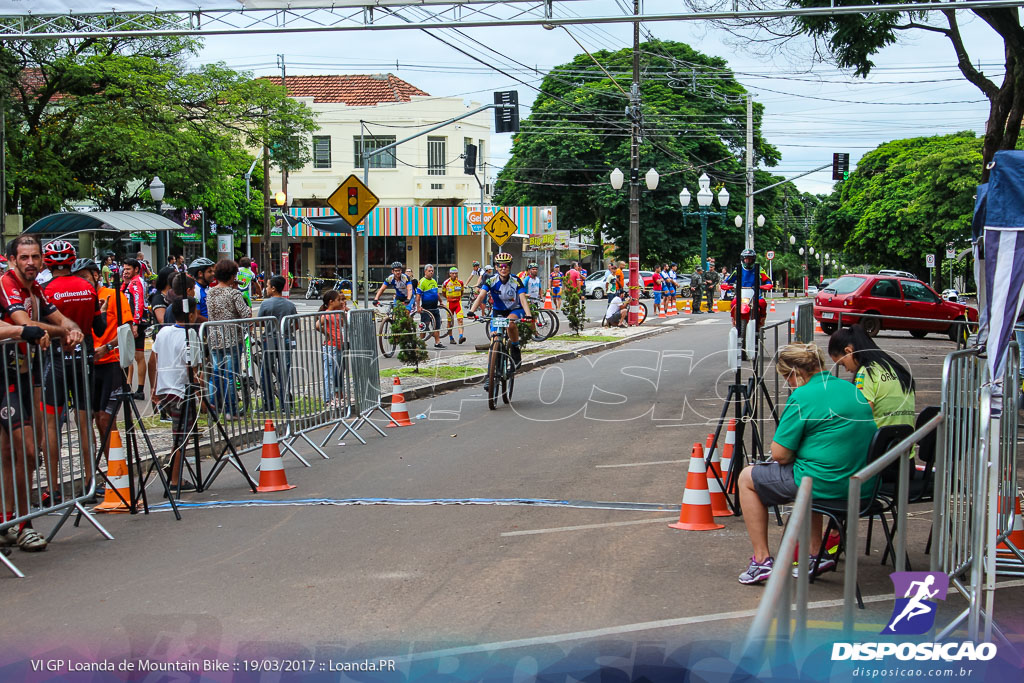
[437,305,454,338]
[412,310,433,340]
[379,319,396,358]
[487,340,502,410]
[636,301,648,325]
[533,309,559,341]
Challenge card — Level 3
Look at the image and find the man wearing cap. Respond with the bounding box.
[441,267,467,345]
[691,265,706,314]
[523,263,543,306]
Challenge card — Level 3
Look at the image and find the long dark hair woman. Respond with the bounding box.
[828,324,916,429]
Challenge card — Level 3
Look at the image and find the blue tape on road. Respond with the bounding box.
[148,497,680,513]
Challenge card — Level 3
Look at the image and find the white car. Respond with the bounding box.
[806,285,819,297]
[584,271,615,299]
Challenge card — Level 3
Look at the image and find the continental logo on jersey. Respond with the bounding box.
[49,289,93,302]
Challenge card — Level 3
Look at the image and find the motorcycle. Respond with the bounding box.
[721,283,772,360]
[305,276,327,300]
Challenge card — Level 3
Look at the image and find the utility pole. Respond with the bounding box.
[627,0,641,326]
[262,143,271,273]
[745,94,754,250]
[277,54,289,279]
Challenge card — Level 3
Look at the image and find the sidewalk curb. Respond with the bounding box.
[392,324,675,403]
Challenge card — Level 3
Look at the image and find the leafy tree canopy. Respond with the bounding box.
[495,40,793,267]
[811,131,983,273]
[0,28,317,228]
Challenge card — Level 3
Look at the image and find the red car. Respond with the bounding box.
[813,274,978,340]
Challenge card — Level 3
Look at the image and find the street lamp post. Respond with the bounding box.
[274,191,292,283]
[244,158,258,260]
[149,176,166,269]
[610,166,659,325]
[679,173,730,271]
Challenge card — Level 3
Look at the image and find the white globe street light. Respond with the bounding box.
[645,168,660,191]
[610,168,624,190]
[789,235,796,245]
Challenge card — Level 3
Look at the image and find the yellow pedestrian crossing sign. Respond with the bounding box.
[484,208,517,246]
[328,175,379,228]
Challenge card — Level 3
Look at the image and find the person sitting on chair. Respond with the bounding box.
[736,343,877,585]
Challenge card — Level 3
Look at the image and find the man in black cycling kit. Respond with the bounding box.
[467,252,532,371]
[372,261,414,310]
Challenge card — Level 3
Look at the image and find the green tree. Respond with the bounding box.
[812,132,983,275]
[561,282,587,335]
[495,40,789,266]
[0,30,317,225]
[391,305,428,372]
[702,1,1022,180]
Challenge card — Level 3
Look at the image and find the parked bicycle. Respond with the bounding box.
[529,302,560,341]
[373,302,432,358]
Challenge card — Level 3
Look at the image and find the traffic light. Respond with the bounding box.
[494,90,520,133]
[347,187,358,216]
[832,152,850,181]
[464,143,477,175]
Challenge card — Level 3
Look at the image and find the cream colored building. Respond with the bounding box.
[260,73,535,288]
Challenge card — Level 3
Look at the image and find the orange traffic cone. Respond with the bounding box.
[387,376,414,427]
[657,300,666,318]
[998,493,1024,556]
[769,299,776,313]
[720,419,737,494]
[815,319,824,334]
[94,427,131,512]
[705,433,733,517]
[669,443,725,531]
[543,290,554,310]
[256,420,296,492]
[789,312,796,336]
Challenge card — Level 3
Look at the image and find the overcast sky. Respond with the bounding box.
[194,3,1004,197]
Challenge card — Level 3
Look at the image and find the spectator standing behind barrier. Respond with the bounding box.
[237,257,261,305]
[691,265,705,314]
[316,291,347,408]
[147,267,177,419]
[152,297,198,495]
[828,324,916,429]
[258,276,296,410]
[736,343,877,585]
[119,258,148,399]
[565,262,583,291]
[205,259,252,419]
[40,253,107,507]
[0,235,83,553]
[417,264,445,350]
[188,258,215,319]
[100,255,113,287]
[77,257,132,501]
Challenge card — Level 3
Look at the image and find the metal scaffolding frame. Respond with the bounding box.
[1,1,1023,39]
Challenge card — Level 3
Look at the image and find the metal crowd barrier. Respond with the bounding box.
[199,316,294,480]
[794,303,814,343]
[279,311,359,454]
[742,477,814,665]
[344,308,393,437]
[0,340,112,578]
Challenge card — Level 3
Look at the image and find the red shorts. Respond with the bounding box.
[447,299,463,317]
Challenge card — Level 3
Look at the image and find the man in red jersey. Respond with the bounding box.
[39,246,108,506]
[0,235,83,553]
[120,258,148,399]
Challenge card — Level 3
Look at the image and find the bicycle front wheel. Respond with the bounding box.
[437,305,454,339]
[502,349,515,405]
[379,319,397,358]
[533,309,559,341]
[487,340,502,410]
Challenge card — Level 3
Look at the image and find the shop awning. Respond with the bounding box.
[24,211,185,236]
[283,214,351,235]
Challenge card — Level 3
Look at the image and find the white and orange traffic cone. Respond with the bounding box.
[705,433,733,517]
[789,312,796,336]
[657,300,666,318]
[387,376,414,427]
[543,290,554,310]
[998,492,1024,557]
[769,299,776,313]
[720,419,737,494]
[256,420,296,492]
[94,428,131,513]
[815,319,824,334]
[669,443,725,531]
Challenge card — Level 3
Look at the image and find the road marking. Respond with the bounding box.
[391,579,1024,662]
[693,318,722,325]
[659,318,688,325]
[596,459,689,468]
[501,516,678,537]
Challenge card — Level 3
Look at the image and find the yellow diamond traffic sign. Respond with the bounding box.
[484,208,517,246]
[327,175,379,228]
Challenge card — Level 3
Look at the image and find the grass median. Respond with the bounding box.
[550,334,620,342]
[394,365,484,380]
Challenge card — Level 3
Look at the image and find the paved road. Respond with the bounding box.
[5,298,1016,675]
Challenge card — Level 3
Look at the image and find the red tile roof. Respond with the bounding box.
[261,74,429,105]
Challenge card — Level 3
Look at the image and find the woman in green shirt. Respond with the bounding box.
[737,343,877,585]
[828,324,916,429]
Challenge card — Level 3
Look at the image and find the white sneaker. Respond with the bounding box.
[16,526,47,552]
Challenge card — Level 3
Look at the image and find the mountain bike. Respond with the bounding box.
[530,302,560,341]
[476,314,531,410]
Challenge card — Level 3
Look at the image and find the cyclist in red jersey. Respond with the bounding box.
[0,235,83,553]
[39,249,107,507]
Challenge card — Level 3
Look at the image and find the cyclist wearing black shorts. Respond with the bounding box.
[416,264,445,349]
[467,252,532,370]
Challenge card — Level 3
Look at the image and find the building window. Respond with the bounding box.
[427,136,447,176]
[430,183,444,190]
[422,235,456,268]
[312,136,331,169]
[354,135,397,169]
[477,139,485,169]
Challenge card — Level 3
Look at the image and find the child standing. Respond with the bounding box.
[316,290,347,408]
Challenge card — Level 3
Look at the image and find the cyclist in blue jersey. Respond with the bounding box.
[372,261,414,310]
[467,252,532,370]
